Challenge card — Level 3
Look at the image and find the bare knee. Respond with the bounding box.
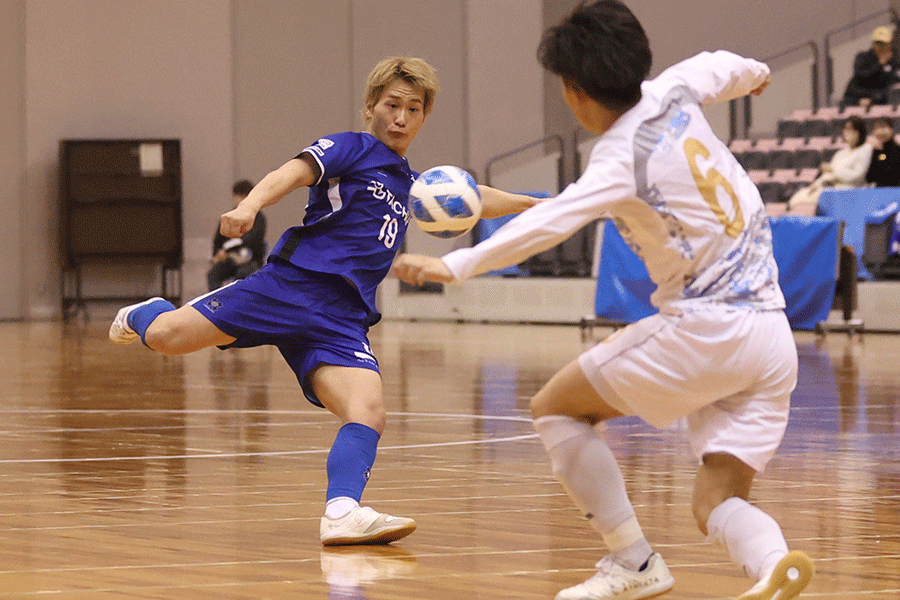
[342,393,386,433]
[142,308,231,354]
[311,366,387,434]
[362,401,386,434]
[692,453,755,535]
[143,317,186,354]
[529,360,622,423]
[529,390,553,419]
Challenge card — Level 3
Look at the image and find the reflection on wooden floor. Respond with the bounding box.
[0,316,897,599]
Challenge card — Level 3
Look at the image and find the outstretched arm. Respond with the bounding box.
[220,157,317,238]
[392,254,454,285]
[478,185,544,219]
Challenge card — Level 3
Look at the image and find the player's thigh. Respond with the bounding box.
[686,311,796,473]
[146,304,236,353]
[530,358,624,423]
[309,365,386,433]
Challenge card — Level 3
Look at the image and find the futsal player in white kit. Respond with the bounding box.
[393,1,815,599]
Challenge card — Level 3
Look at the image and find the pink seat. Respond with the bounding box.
[729,139,753,153]
[839,105,867,118]
[772,169,800,183]
[747,169,772,184]
[753,138,780,152]
[813,106,840,119]
[867,104,895,117]
[797,168,819,182]
[804,136,833,150]
[778,137,805,151]
[788,108,813,120]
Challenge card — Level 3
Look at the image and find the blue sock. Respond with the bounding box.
[128,299,176,346]
[326,422,380,502]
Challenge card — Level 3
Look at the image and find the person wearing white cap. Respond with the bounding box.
[841,25,900,109]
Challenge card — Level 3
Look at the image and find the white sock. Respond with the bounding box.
[706,496,788,580]
[534,415,652,571]
[324,496,358,519]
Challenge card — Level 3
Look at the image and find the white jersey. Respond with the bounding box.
[443,51,785,314]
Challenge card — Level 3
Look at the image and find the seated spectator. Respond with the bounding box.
[207,179,267,291]
[841,26,900,109]
[866,117,900,187]
[787,116,872,216]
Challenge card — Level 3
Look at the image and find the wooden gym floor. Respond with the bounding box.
[0,315,897,599]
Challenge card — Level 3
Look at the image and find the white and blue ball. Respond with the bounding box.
[409,166,482,238]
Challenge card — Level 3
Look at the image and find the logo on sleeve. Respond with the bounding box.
[307,138,335,158]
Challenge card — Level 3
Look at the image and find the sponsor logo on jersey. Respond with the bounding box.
[668,110,690,139]
[367,180,411,224]
[306,137,335,157]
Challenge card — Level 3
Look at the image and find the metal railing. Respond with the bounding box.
[484,134,564,190]
[731,39,819,140]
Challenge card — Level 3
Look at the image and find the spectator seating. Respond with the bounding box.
[746,167,819,206]
[730,136,842,176]
[776,104,900,139]
[728,102,900,204]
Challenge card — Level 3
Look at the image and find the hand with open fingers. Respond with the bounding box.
[392,254,454,286]
[220,205,258,238]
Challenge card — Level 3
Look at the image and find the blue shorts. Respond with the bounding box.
[189,259,379,407]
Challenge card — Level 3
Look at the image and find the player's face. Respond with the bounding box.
[365,79,426,156]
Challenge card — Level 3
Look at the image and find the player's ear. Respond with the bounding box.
[364,103,374,121]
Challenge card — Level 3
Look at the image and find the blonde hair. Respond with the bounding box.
[362,57,440,124]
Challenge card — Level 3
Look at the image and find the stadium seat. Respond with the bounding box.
[766,138,805,169]
[867,104,896,117]
[756,181,784,204]
[793,148,824,170]
[747,169,772,184]
[797,168,820,183]
[838,105,867,118]
[728,139,753,153]
[772,168,799,184]
[777,109,813,139]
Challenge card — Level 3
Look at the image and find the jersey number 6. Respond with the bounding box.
[684,138,744,238]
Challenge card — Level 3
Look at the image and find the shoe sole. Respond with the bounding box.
[321,521,417,546]
[737,551,814,600]
[618,577,675,600]
[554,572,674,600]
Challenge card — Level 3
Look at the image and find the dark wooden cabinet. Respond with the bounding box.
[60,139,183,317]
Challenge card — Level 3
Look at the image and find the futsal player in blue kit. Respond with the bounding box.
[109,56,539,546]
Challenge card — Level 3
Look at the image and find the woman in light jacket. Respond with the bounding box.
[788,116,872,215]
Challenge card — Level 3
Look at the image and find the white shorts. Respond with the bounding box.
[578,308,797,472]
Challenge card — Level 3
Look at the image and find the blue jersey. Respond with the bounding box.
[270,131,417,324]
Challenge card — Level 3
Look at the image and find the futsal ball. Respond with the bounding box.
[408,166,482,238]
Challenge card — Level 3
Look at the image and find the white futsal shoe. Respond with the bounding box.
[555,553,674,600]
[735,551,814,600]
[320,505,417,546]
[108,297,164,344]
